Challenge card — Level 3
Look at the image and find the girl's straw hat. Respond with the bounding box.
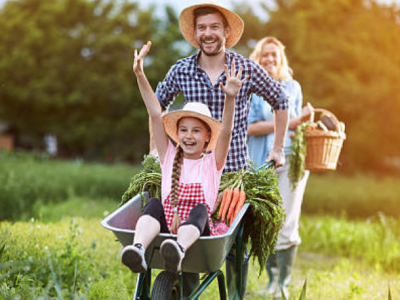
[163,102,221,151]
[179,2,244,49]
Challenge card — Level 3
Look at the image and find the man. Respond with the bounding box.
[154,3,289,299]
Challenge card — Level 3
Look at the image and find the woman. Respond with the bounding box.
[248,37,312,299]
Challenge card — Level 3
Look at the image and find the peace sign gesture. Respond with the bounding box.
[133,41,152,76]
[219,61,249,99]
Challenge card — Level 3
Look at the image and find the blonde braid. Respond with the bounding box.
[170,144,184,233]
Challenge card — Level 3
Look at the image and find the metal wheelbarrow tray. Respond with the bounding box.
[101,192,249,300]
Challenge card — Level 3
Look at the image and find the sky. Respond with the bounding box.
[145,0,399,18]
[0,0,399,21]
[143,0,273,20]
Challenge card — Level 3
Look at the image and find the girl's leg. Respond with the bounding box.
[161,204,209,273]
[132,215,160,248]
[122,198,168,273]
[135,197,169,247]
[177,203,209,249]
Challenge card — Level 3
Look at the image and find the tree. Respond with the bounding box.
[238,0,400,172]
[0,0,184,161]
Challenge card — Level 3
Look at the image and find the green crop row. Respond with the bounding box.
[0,151,139,221]
[300,214,400,273]
[303,172,400,218]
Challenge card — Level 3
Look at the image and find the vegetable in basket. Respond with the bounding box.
[289,108,346,187]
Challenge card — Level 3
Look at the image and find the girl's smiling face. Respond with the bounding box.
[177,117,211,159]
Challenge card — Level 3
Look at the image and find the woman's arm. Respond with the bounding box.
[133,42,168,163]
[248,108,311,134]
[215,62,249,170]
[248,121,274,136]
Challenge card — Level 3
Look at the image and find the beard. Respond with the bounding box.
[197,36,224,56]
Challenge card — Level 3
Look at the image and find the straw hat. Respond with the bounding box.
[162,102,221,151]
[179,2,244,49]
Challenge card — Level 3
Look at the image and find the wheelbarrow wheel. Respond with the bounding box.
[151,271,181,300]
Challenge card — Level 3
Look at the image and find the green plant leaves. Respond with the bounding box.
[299,279,307,300]
[288,123,309,190]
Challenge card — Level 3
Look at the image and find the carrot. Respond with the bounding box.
[218,190,228,219]
[226,188,240,223]
[231,190,247,225]
[221,189,233,222]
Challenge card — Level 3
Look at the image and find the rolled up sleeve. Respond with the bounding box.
[250,62,289,111]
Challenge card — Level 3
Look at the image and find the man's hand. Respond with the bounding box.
[266,148,285,169]
[219,61,249,99]
[133,41,151,76]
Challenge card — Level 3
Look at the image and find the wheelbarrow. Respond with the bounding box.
[101,191,250,300]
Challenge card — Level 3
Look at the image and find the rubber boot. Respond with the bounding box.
[273,246,297,300]
[265,253,279,295]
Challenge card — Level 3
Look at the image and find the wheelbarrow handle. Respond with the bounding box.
[257,160,276,170]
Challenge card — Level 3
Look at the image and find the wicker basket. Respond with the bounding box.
[305,109,346,172]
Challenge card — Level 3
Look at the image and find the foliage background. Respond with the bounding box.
[1,0,400,172]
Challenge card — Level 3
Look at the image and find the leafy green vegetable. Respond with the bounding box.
[220,162,284,274]
[119,154,161,208]
[289,123,310,190]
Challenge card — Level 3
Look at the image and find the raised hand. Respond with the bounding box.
[219,61,249,99]
[133,41,152,76]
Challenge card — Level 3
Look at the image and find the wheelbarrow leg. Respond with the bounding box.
[217,270,228,300]
[186,270,226,300]
[234,217,246,300]
[133,268,152,300]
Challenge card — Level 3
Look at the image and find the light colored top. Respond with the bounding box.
[160,140,224,211]
[248,79,303,166]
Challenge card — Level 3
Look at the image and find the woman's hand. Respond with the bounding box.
[133,41,151,76]
[300,102,314,122]
[289,103,315,130]
[219,61,249,100]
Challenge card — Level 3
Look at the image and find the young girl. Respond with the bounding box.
[121,41,248,274]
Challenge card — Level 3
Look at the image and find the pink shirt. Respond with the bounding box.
[161,140,224,211]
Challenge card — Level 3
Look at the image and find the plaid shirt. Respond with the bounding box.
[156,49,289,173]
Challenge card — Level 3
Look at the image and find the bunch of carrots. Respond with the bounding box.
[218,188,246,225]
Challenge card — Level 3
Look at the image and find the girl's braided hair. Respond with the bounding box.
[170,144,184,208]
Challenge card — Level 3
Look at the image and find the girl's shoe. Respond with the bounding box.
[160,239,185,273]
[121,243,147,273]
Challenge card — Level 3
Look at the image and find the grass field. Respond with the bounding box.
[1,198,399,299]
[1,153,400,299]
[0,151,139,220]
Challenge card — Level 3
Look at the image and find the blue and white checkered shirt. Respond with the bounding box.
[156,49,289,173]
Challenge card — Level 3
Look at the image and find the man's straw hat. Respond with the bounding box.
[163,102,221,151]
[179,2,244,49]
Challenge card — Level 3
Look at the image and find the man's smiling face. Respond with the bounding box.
[194,13,230,56]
